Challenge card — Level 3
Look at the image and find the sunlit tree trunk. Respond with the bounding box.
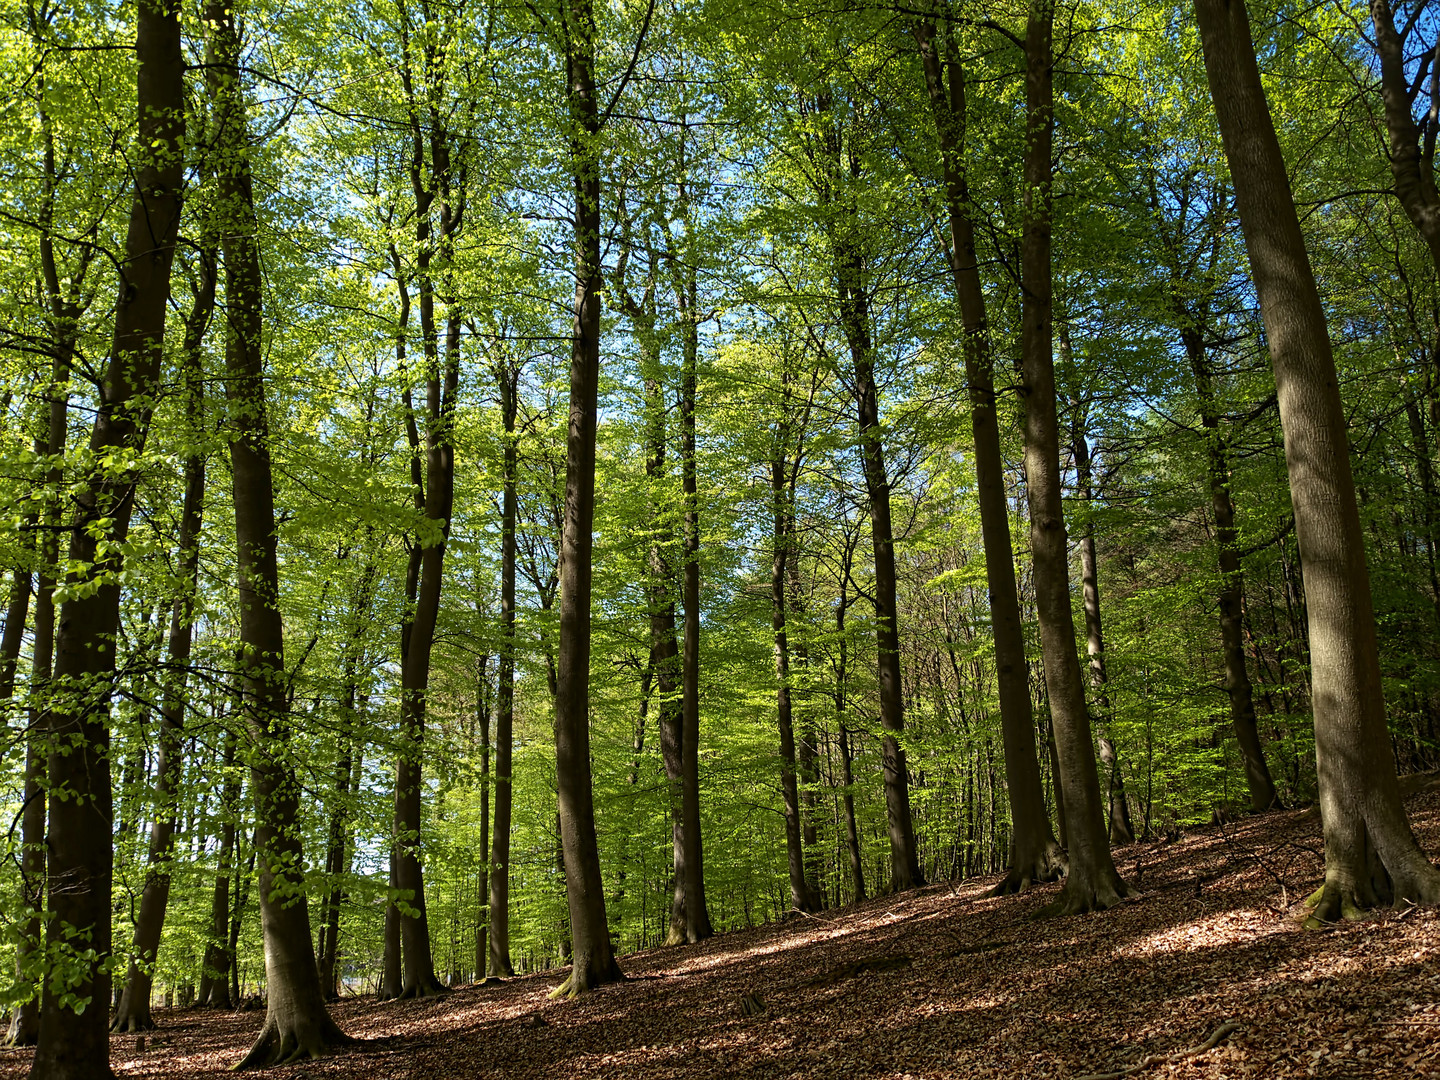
[914,13,1065,893]
[1018,0,1128,915]
[1196,0,1440,920]
[489,359,519,978]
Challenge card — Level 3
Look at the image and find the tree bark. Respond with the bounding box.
[1018,0,1128,916]
[27,0,184,1073]
[1195,0,1440,920]
[1065,380,1135,846]
[835,543,866,904]
[489,359,518,979]
[1183,326,1281,811]
[771,377,818,914]
[111,248,214,1031]
[913,13,1065,894]
[1370,0,1440,273]
[197,728,239,1008]
[549,0,623,996]
[205,6,349,1065]
[474,651,491,982]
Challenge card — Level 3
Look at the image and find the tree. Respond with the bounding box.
[1017,0,1128,915]
[1194,0,1440,921]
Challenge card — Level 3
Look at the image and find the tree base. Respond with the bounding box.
[5,1003,38,1047]
[234,1010,353,1070]
[395,976,450,1001]
[109,1006,156,1034]
[1032,872,1131,918]
[990,841,1068,897]
[548,962,625,1000]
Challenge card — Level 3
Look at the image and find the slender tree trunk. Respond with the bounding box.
[1184,327,1281,811]
[111,232,215,1034]
[914,13,1065,894]
[1196,0,1440,919]
[1019,0,1128,916]
[475,651,491,981]
[549,0,622,995]
[674,160,713,941]
[206,7,348,1064]
[771,407,817,913]
[1065,382,1135,846]
[791,556,825,906]
[489,362,518,979]
[27,2,184,1074]
[835,559,866,904]
[197,728,239,1008]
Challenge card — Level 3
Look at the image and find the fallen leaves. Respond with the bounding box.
[1,789,1437,1079]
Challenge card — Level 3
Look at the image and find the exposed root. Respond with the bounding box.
[109,1006,157,1034]
[1073,1020,1240,1080]
[1303,883,1373,929]
[1032,874,1130,919]
[396,976,451,1000]
[233,1012,353,1071]
[991,843,1069,897]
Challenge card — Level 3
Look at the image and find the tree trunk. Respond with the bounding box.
[111,231,215,1034]
[549,0,623,996]
[771,400,818,914]
[913,13,1066,895]
[489,361,518,979]
[474,651,491,982]
[1018,0,1128,916]
[1183,326,1281,811]
[1370,0,1440,274]
[1195,0,1440,920]
[205,6,348,1065]
[197,728,239,1008]
[673,160,714,941]
[835,553,866,904]
[27,2,184,1074]
[1065,380,1135,846]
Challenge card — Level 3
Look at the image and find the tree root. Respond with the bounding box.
[1031,874,1130,919]
[990,843,1069,897]
[110,1007,157,1034]
[395,976,451,1000]
[233,1013,353,1070]
[1073,1020,1240,1080]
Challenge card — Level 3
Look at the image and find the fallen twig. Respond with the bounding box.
[1072,1020,1240,1080]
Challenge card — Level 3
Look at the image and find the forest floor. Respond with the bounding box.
[4,786,1440,1080]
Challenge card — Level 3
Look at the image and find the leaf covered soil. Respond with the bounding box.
[4,790,1439,1080]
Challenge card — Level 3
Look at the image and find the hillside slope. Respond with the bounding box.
[4,788,1438,1079]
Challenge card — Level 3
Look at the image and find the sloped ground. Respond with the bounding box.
[4,788,1439,1080]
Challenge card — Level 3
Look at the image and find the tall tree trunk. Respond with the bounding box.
[1018,0,1127,916]
[771,395,817,914]
[673,155,713,941]
[489,361,518,979]
[1195,0,1440,920]
[474,651,491,981]
[197,728,239,1008]
[207,6,349,1065]
[27,1,184,1074]
[791,555,825,906]
[111,250,214,1031]
[1184,326,1281,811]
[1370,0,1440,274]
[914,4,1065,898]
[835,548,866,904]
[1065,380,1135,846]
[549,0,623,996]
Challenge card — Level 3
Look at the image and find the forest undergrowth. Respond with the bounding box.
[4,788,1437,1080]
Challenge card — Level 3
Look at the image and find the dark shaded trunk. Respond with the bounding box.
[1018,0,1128,916]
[1195,0,1440,919]
[489,361,518,979]
[835,553,865,904]
[206,6,348,1065]
[28,1,184,1074]
[474,652,491,981]
[791,556,825,907]
[197,728,239,1008]
[1183,327,1281,812]
[771,394,818,914]
[1065,381,1135,846]
[549,0,623,996]
[673,162,713,941]
[111,230,215,1035]
[914,12,1065,895]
